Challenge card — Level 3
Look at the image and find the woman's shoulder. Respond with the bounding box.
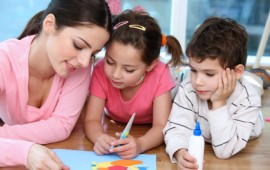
[0,35,34,49]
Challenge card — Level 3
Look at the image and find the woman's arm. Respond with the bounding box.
[0,68,91,144]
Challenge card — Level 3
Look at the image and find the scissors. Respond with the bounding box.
[119,112,136,140]
[111,113,136,148]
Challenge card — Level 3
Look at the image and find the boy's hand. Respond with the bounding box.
[175,149,198,170]
[109,132,141,159]
[94,134,116,155]
[211,68,236,110]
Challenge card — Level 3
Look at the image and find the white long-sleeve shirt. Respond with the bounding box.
[163,74,264,163]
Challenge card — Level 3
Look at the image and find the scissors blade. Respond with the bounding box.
[120,112,136,139]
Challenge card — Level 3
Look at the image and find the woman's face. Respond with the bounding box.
[46,24,110,77]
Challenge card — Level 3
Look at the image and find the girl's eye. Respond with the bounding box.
[106,58,114,65]
[125,69,135,73]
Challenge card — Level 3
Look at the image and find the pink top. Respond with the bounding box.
[0,36,91,166]
[89,58,175,124]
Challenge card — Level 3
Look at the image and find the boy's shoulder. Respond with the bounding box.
[240,71,264,96]
[171,75,194,98]
[227,72,263,106]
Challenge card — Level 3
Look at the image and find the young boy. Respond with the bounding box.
[163,17,264,170]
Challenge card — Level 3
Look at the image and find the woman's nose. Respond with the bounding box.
[77,52,91,68]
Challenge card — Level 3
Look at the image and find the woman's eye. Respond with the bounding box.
[73,42,83,50]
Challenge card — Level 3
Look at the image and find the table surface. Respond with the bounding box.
[1,89,270,170]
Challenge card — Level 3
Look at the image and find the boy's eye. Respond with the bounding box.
[190,69,196,73]
[206,73,214,77]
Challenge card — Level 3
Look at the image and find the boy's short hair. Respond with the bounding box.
[186,17,248,69]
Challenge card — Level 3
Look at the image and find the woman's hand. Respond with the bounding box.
[27,144,69,170]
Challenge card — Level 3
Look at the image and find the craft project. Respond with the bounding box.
[53,149,156,170]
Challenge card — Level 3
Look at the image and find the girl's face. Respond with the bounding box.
[189,57,224,100]
[104,41,149,89]
[46,24,109,78]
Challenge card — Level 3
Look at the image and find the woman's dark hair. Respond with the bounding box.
[18,0,112,39]
[108,10,183,67]
[186,17,248,68]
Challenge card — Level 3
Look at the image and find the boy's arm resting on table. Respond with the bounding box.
[0,68,91,144]
[163,82,196,163]
[208,94,263,159]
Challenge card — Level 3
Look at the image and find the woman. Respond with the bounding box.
[0,0,112,169]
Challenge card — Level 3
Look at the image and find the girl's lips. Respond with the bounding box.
[111,80,122,86]
[65,61,76,72]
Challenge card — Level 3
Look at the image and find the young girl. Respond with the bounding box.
[0,0,112,169]
[84,10,183,159]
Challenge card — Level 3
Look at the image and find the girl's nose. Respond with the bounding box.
[112,67,122,79]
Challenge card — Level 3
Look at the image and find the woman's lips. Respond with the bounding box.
[65,61,76,72]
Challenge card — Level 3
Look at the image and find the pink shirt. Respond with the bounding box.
[89,58,175,124]
[0,36,91,166]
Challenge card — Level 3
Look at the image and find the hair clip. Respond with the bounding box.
[129,24,146,31]
[161,34,167,46]
[113,21,129,30]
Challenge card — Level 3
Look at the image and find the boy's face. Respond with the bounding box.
[189,57,224,100]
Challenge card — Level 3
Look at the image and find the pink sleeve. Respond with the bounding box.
[155,64,175,97]
[0,67,91,144]
[0,138,33,167]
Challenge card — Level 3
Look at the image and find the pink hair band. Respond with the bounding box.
[113,21,129,30]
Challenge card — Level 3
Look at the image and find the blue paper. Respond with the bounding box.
[53,149,156,170]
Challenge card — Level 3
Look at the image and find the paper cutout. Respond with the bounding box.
[53,149,156,170]
[91,159,148,170]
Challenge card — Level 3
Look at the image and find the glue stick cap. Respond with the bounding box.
[193,121,202,136]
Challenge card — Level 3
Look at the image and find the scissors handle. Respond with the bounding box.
[120,130,129,140]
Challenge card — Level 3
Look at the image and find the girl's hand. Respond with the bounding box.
[211,68,237,110]
[27,144,69,170]
[94,134,116,155]
[109,132,141,159]
[175,149,198,170]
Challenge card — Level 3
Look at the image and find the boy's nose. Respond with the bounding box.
[195,76,204,85]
